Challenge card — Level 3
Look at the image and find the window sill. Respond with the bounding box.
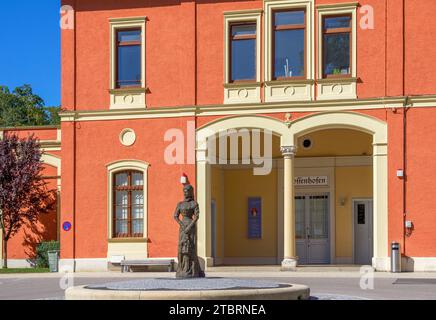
[264,79,314,102]
[224,82,261,104]
[109,87,147,94]
[109,87,147,109]
[108,238,148,243]
[317,77,358,84]
[316,77,357,100]
[224,81,260,88]
[265,79,315,86]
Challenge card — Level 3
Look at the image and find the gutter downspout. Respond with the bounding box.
[402,0,408,257]
[72,0,77,271]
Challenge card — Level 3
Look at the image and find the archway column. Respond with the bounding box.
[196,147,213,270]
[372,143,389,270]
[281,146,298,271]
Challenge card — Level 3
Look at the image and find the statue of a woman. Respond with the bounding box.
[173,184,205,278]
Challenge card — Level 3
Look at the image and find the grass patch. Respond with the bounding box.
[0,268,50,274]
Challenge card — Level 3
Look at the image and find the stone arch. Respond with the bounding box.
[290,111,388,270]
[289,111,387,145]
[197,115,293,148]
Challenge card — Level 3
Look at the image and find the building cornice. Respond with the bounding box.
[58,95,436,123]
[316,2,359,11]
[0,125,60,131]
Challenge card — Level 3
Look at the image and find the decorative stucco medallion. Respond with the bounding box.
[119,128,136,146]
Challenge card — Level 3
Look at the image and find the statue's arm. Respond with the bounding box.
[184,204,200,234]
[173,205,183,228]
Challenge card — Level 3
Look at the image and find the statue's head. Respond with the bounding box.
[183,184,194,201]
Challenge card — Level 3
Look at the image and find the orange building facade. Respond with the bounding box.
[2,0,436,271]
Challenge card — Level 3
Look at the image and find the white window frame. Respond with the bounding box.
[264,0,315,102]
[109,17,147,109]
[317,3,358,100]
[223,9,262,105]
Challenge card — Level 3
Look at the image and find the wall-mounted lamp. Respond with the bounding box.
[405,220,414,237]
[339,197,347,207]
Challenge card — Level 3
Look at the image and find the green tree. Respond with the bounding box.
[0,85,61,127]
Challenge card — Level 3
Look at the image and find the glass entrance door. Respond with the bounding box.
[296,194,330,264]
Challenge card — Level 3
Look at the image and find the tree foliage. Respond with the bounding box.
[0,134,56,268]
[0,85,61,127]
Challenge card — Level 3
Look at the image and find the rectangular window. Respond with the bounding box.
[116,29,142,88]
[273,10,306,80]
[113,171,144,238]
[230,23,257,82]
[322,15,352,78]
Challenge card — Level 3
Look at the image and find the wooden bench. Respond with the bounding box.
[120,259,175,273]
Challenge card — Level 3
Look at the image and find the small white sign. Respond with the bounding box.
[295,176,328,186]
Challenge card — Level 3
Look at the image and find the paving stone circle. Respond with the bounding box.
[87,277,290,291]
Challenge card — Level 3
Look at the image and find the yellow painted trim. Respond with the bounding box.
[58,95,424,122]
[223,10,262,104]
[289,112,388,263]
[224,9,263,16]
[107,238,148,243]
[316,77,358,84]
[41,153,62,192]
[109,17,147,109]
[316,2,359,10]
[264,0,315,102]
[195,112,387,266]
[289,111,387,144]
[196,114,293,147]
[106,160,150,258]
[317,4,357,100]
[0,125,60,130]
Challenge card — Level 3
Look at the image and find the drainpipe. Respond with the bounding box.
[72,0,77,271]
[402,0,408,257]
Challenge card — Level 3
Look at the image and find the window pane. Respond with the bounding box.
[116,206,128,219]
[116,220,128,234]
[132,172,144,186]
[274,29,305,78]
[132,220,143,235]
[132,191,144,206]
[323,33,350,75]
[116,191,128,206]
[324,16,351,30]
[295,196,305,239]
[118,45,141,87]
[231,24,256,37]
[118,30,141,43]
[274,10,305,26]
[132,206,144,219]
[309,196,329,239]
[115,173,128,186]
[231,39,256,81]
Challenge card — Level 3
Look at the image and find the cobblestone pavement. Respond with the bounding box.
[0,270,435,300]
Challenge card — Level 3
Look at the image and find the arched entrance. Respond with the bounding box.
[196,112,388,271]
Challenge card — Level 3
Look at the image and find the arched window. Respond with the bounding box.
[113,170,144,238]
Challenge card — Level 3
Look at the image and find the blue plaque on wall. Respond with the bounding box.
[248,197,262,239]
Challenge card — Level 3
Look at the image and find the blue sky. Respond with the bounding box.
[0,1,61,106]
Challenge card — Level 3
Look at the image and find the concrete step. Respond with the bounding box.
[207,265,365,273]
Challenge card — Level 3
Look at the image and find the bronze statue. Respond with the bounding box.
[173,184,205,278]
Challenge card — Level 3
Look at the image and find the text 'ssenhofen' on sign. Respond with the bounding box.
[295,176,328,186]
